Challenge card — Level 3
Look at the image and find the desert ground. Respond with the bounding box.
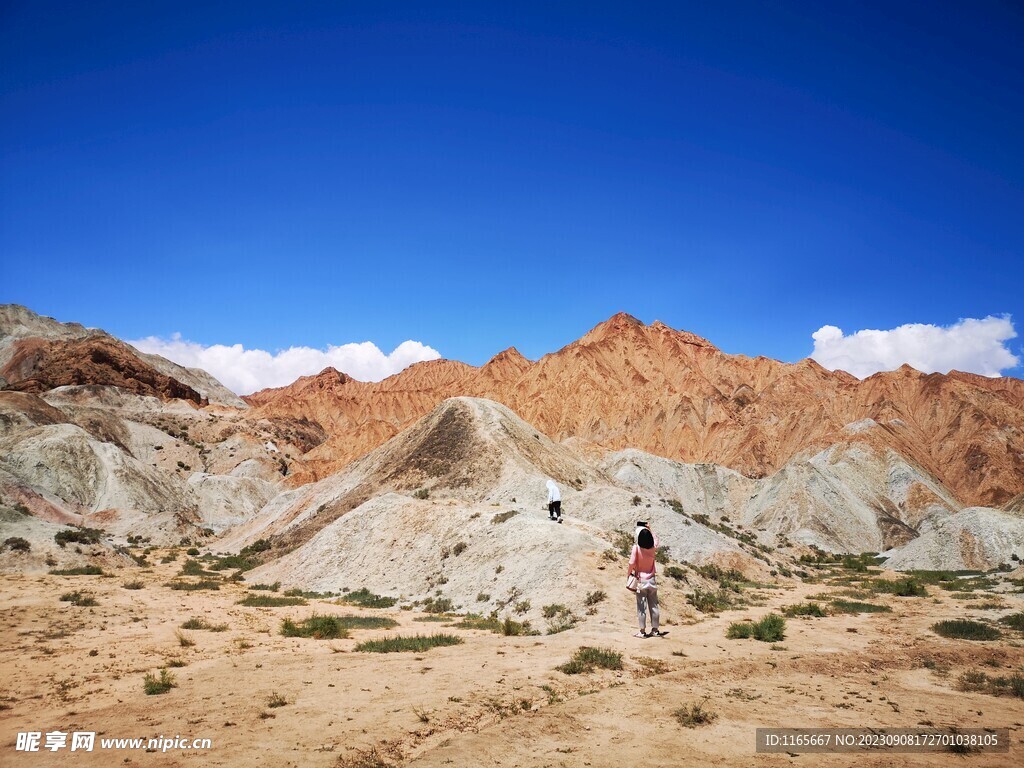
[2,541,1021,768]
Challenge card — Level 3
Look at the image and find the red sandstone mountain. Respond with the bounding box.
[245,313,1024,506]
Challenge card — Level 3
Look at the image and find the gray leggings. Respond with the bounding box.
[636,586,659,631]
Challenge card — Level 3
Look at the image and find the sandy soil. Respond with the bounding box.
[1,555,1021,767]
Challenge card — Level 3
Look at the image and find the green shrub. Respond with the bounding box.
[829,599,891,614]
[932,620,1001,641]
[248,582,281,592]
[727,614,786,642]
[782,602,827,617]
[338,588,397,609]
[556,646,623,675]
[354,634,463,653]
[726,622,753,639]
[502,616,536,636]
[413,488,430,500]
[3,536,30,552]
[280,614,398,639]
[687,588,732,614]
[143,669,176,695]
[999,612,1024,632]
[237,595,308,607]
[491,510,519,524]
[49,566,103,576]
[873,577,927,597]
[54,528,102,548]
[422,596,454,614]
[283,588,335,599]
[584,590,607,607]
[665,566,686,581]
[240,539,271,555]
[208,554,258,572]
[180,559,217,577]
[186,547,200,556]
[165,580,220,591]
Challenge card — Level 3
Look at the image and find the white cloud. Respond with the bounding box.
[127,334,442,395]
[810,316,1019,378]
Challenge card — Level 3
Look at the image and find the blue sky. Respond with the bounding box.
[1,1,1022,389]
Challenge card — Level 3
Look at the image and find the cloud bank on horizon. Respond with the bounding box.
[811,316,1019,378]
[128,334,441,395]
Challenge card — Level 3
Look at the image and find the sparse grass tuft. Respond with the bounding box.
[175,630,195,648]
[59,590,97,606]
[674,698,717,728]
[542,605,578,634]
[556,646,623,675]
[957,670,1024,699]
[491,510,519,524]
[266,692,288,708]
[143,669,176,695]
[584,590,607,607]
[633,656,670,678]
[354,634,463,653]
[180,617,228,631]
[932,619,1001,641]
[122,580,144,590]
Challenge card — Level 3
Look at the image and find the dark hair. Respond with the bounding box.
[638,528,654,549]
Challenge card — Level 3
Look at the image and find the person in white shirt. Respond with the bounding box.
[546,479,562,523]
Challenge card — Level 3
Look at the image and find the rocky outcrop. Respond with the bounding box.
[2,336,208,405]
[0,304,246,407]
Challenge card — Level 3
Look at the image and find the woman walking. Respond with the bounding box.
[627,522,662,638]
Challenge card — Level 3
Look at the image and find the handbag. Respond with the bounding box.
[626,572,639,592]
